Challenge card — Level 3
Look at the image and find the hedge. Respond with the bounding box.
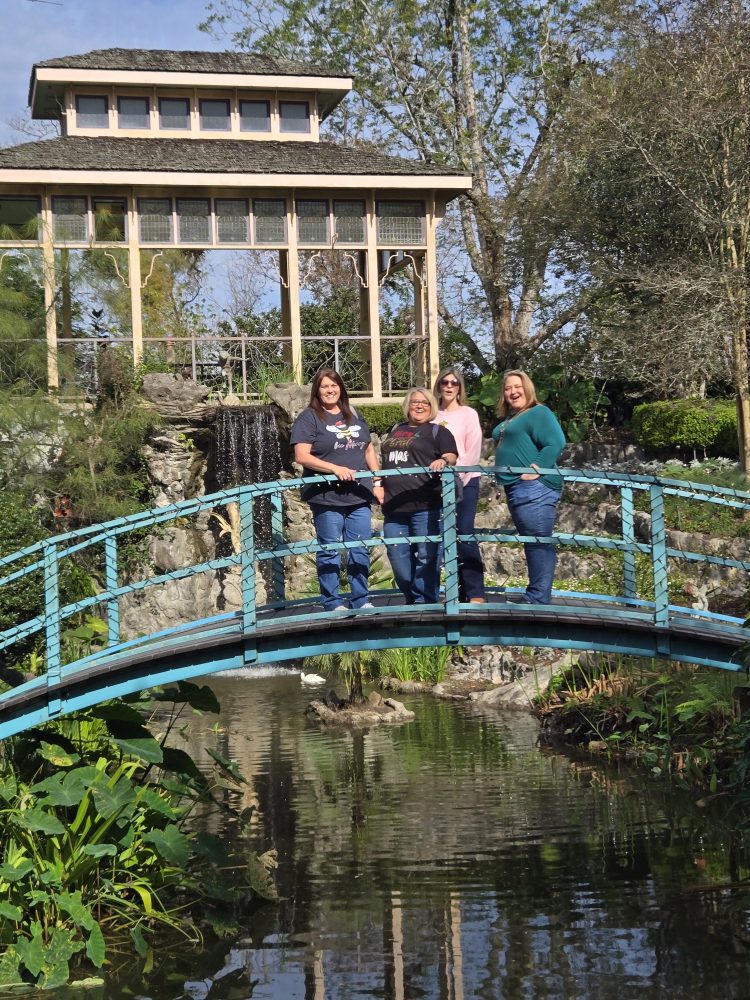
[357,404,404,437]
[631,398,737,456]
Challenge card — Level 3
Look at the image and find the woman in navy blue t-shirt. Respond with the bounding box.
[291,369,384,612]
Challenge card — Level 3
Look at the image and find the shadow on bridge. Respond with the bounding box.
[0,466,748,739]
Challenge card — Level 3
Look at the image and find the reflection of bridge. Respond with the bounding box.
[0,467,748,739]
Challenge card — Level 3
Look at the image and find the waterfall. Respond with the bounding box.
[214,407,283,576]
[215,405,282,491]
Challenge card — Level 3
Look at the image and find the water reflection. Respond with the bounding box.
[108,670,749,1000]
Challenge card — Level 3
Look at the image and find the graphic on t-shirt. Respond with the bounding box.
[326,422,362,441]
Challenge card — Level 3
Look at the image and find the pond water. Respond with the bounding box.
[103,668,749,1000]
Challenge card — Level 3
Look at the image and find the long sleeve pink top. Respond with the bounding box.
[434,405,483,485]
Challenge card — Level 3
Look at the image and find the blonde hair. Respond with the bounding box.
[433,367,467,406]
[496,370,538,419]
[402,386,438,421]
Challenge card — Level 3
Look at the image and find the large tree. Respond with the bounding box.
[566,0,750,470]
[201,0,607,371]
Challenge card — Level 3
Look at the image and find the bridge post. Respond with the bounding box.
[621,487,637,600]
[104,536,120,647]
[43,540,62,716]
[239,487,258,665]
[649,484,670,654]
[442,470,461,644]
[270,492,286,602]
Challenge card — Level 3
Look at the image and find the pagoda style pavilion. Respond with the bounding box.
[0,49,471,401]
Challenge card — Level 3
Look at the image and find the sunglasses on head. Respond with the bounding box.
[440,378,460,387]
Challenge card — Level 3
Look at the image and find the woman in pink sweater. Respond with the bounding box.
[433,368,486,602]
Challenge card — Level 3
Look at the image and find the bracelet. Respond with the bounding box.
[372,478,383,486]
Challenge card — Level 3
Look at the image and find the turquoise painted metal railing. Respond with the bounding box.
[0,466,748,739]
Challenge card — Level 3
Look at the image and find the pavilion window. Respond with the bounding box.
[199,98,230,131]
[0,198,39,241]
[240,99,271,132]
[118,96,150,129]
[297,199,329,244]
[279,101,310,134]
[53,196,88,242]
[334,200,365,244]
[139,198,173,243]
[159,97,190,131]
[76,95,109,129]
[93,199,127,242]
[177,198,211,243]
[216,199,249,243]
[377,200,425,245]
[254,199,286,243]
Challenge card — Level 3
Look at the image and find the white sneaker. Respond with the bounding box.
[332,605,349,611]
[359,602,375,609]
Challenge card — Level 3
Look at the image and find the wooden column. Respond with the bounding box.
[40,191,58,391]
[425,193,440,386]
[280,196,302,381]
[128,193,143,367]
[364,193,382,400]
[412,253,427,387]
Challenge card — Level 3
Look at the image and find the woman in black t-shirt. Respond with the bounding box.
[381,387,457,604]
[291,369,384,612]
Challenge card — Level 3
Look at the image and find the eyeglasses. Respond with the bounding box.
[410,401,430,408]
[440,378,460,387]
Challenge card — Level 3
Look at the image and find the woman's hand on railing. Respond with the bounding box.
[328,464,356,481]
[429,458,447,472]
[520,463,541,481]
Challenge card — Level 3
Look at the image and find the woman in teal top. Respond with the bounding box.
[492,370,566,604]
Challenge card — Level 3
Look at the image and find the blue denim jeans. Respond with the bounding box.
[441,477,485,601]
[311,504,371,610]
[505,479,561,604]
[383,507,441,604]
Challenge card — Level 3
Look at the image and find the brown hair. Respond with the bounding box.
[309,368,353,422]
[496,369,539,419]
[433,367,467,406]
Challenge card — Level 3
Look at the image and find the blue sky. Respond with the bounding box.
[1,0,226,145]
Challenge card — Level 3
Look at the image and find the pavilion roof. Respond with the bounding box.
[0,136,469,182]
[32,48,345,79]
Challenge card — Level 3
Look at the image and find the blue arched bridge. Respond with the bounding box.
[0,466,748,739]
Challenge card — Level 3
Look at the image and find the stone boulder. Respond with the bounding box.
[140,373,215,424]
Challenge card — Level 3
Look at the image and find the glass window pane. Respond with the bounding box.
[53,196,88,242]
[160,98,190,130]
[254,199,286,243]
[76,96,108,129]
[94,200,126,242]
[118,97,149,129]
[240,100,270,132]
[377,201,424,244]
[0,198,39,240]
[334,200,365,244]
[297,199,328,244]
[200,99,230,131]
[177,199,210,243]
[139,198,172,243]
[216,199,249,243]
[279,101,310,134]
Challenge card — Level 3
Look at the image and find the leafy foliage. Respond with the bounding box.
[0,683,277,989]
[632,399,737,457]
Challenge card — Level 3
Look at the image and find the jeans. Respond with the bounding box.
[311,504,371,610]
[441,477,485,601]
[505,479,561,604]
[383,507,441,604]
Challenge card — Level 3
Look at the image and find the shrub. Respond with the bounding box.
[357,404,404,437]
[631,398,737,457]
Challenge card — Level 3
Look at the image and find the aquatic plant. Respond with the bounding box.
[0,682,277,991]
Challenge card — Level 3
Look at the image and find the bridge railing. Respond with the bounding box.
[0,466,749,698]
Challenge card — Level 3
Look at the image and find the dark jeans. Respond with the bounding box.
[383,507,441,604]
[505,479,561,604]
[440,478,485,600]
[311,503,371,610]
